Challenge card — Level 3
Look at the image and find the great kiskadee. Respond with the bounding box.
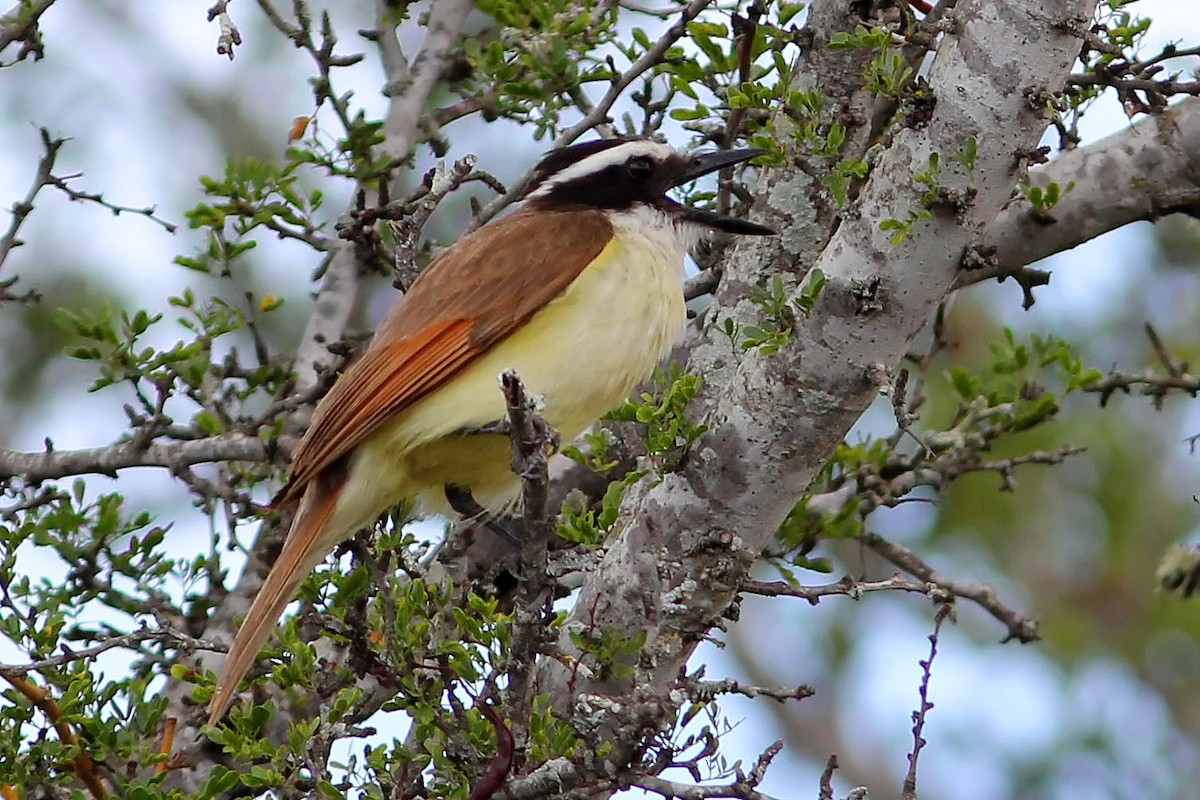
[207,138,775,725]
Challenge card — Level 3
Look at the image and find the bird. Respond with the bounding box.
[206,137,776,725]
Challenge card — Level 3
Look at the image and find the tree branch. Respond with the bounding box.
[857,533,1040,643]
[901,604,951,800]
[961,96,1200,293]
[539,0,1090,754]
[633,774,783,800]
[0,432,286,484]
[0,671,109,797]
[742,567,1038,644]
[0,127,61,274]
[686,676,814,704]
[0,625,226,675]
[0,0,54,61]
[292,0,474,386]
[634,742,785,800]
[742,573,943,603]
[368,0,409,96]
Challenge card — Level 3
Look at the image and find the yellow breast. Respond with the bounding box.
[332,211,689,528]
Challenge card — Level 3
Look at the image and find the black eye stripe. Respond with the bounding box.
[527,144,678,211]
[627,156,654,178]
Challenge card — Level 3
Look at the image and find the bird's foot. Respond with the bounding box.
[444,484,523,547]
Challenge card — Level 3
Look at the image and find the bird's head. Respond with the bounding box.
[525,138,776,236]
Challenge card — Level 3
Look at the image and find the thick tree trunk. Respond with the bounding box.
[538,0,1098,744]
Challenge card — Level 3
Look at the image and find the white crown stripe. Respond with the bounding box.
[527,140,675,199]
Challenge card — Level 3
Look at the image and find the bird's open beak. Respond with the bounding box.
[673,148,777,235]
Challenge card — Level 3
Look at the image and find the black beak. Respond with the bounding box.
[674,148,768,184]
[672,148,777,236]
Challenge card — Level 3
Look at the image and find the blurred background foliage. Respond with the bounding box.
[2,2,1200,799]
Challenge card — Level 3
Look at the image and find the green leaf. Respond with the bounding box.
[670,106,710,121]
[949,367,982,400]
[779,2,805,25]
[318,781,345,800]
[199,766,240,798]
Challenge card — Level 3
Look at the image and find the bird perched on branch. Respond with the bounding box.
[207,137,775,725]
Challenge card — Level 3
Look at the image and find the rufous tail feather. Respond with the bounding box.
[206,483,341,726]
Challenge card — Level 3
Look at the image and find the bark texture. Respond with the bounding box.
[539,0,1098,734]
[978,95,1200,278]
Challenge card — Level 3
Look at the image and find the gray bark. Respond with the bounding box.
[971,95,1200,285]
[538,0,1098,739]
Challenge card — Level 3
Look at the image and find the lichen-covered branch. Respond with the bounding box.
[540,0,1094,760]
[0,433,284,484]
[0,0,54,62]
[962,96,1200,294]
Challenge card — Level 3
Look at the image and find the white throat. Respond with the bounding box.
[607,203,703,264]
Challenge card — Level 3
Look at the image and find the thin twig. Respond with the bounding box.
[432,91,500,127]
[1144,322,1184,378]
[0,485,67,522]
[634,774,783,800]
[0,128,63,272]
[818,755,838,800]
[467,0,717,231]
[742,573,943,604]
[499,370,557,750]
[154,718,177,775]
[902,604,952,800]
[687,677,814,704]
[0,625,227,674]
[1084,367,1200,409]
[42,150,177,234]
[0,671,109,798]
[858,533,1039,643]
[383,155,480,290]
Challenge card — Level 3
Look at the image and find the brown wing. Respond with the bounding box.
[274,207,613,506]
